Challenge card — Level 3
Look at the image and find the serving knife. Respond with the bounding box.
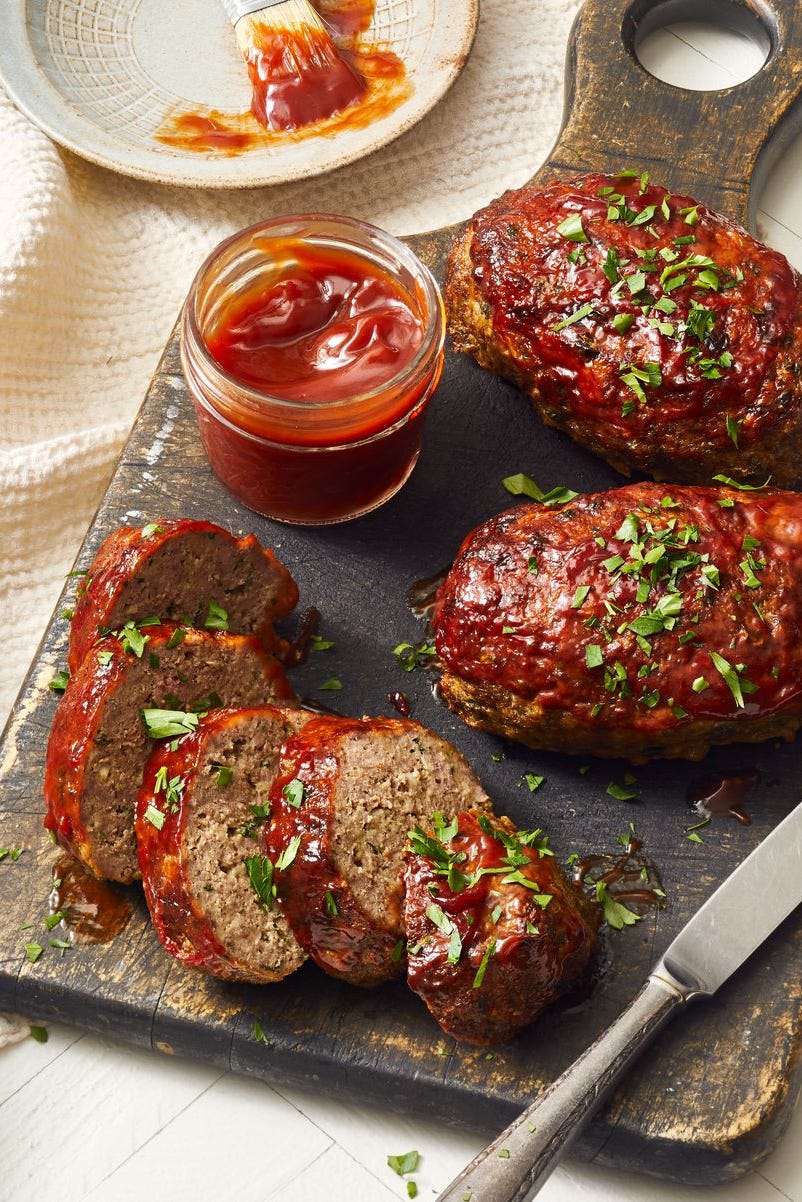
[437,799,802,1202]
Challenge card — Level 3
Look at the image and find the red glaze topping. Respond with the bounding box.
[245,22,366,132]
[434,484,802,735]
[205,240,424,406]
[404,811,598,1044]
[460,172,802,483]
[266,715,409,987]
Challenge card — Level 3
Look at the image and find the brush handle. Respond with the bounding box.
[221,0,295,24]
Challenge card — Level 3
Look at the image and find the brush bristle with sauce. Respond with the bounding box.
[227,0,367,131]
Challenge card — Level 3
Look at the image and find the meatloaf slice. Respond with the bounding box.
[433,483,802,761]
[68,519,298,673]
[266,716,492,987]
[44,624,294,883]
[136,706,309,983]
[446,171,802,486]
[404,810,599,1044]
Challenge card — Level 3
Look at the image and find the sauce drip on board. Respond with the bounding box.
[49,855,132,944]
[205,241,424,408]
[408,566,451,622]
[387,690,410,716]
[687,770,758,826]
[281,607,322,668]
[573,834,665,911]
[156,1,410,155]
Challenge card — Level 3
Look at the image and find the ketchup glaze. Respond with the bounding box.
[181,215,444,525]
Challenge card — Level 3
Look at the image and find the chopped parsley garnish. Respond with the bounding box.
[141,523,164,537]
[393,640,437,672]
[523,773,544,792]
[725,416,741,448]
[387,1150,420,1177]
[141,708,200,739]
[324,890,338,917]
[25,943,44,964]
[29,1025,48,1043]
[240,803,271,839]
[556,213,589,243]
[49,669,70,694]
[586,644,604,669]
[502,474,578,506]
[245,856,275,909]
[253,1021,268,1044]
[595,881,641,929]
[606,781,638,801]
[0,847,22,863]
[551,302,594,332]
[211,763,233,787]
[425,903,462,964]
[116,620,151,658]
[282,778,305,808]
[472,939,497,989]
[143,804,166,830]
[712,474,771,491]
[166,627,186,649]
[318,677,342,692]
[204,600,229,632]
[274,835,302,871]
[310,634,335,652]
[709,650,756,708]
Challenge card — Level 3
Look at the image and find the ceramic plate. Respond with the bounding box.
[0,0,477,187]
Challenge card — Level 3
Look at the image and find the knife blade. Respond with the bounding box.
[437,798,802,1202]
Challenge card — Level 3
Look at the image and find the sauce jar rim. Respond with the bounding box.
[182,211,445,420]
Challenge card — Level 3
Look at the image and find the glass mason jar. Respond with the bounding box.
[180,214,445,525]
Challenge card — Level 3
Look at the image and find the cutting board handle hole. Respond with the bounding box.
[627,0,773,91]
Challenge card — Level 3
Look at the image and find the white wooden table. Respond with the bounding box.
[5,16,802,1202]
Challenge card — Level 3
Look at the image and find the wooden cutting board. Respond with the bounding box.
[4,0,802,1185]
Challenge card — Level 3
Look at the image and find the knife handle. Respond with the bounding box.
[436,974,687,1202]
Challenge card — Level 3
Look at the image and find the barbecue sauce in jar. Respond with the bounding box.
[181,215,444,524]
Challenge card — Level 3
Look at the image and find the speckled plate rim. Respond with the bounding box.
[0,0,478,189]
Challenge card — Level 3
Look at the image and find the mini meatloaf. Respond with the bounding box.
[266,715,492,987]
[44,624,294,883]
[137,706,309,983]
[433,483,802,761]
[68,519,298,673]
[404,810,599,1044]
[446,170,802,486]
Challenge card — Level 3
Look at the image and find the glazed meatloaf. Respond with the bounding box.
[136,706,309,984]
[266,715,492,987]
[404,810,599,1044]
[433,483,802,762]
[446,170,802,486]
[45,624,294,882]
[68,519,298,673]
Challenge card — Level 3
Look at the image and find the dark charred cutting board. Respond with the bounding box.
[4,0,802,1186]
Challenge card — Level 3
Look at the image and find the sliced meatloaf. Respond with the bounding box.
[433,483,802,761]
[446,171,802,486]
[136,706,309,983]
[44,624,294,883]
[403,810,599,1044]
[266,715,492,987]
[68,519,298,673]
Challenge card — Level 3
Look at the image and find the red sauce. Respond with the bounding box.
[245,22,366,132]
[49,855,132,944]
[205,241,424,407]
[183,217,443,524]
[387,690,410,716]
[155,1,410,155]
[687,771,757,825]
